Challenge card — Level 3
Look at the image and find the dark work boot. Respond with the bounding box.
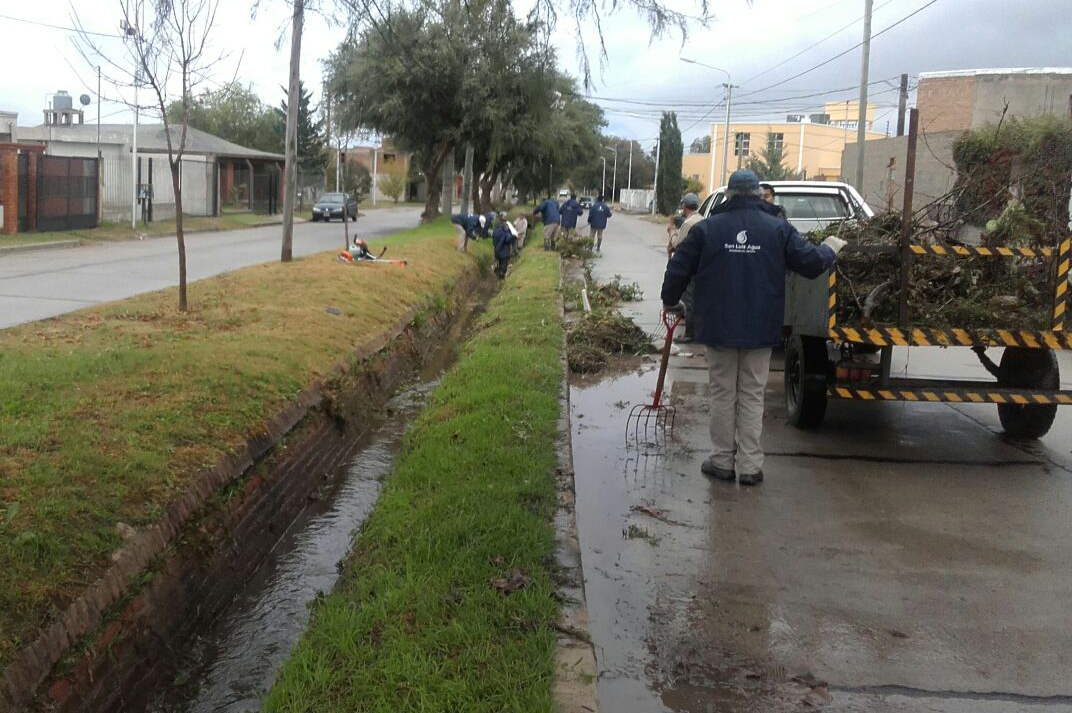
[701,457,735,481]
[738,471,764,486]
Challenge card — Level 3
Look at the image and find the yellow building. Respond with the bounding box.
[682,102,887,195]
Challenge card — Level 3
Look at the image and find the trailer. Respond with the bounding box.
[783,109,1072,439]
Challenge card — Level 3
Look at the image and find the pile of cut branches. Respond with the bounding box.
[566,312,652,373]
[809,215,1055,330]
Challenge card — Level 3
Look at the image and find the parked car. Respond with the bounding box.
[312,192,358,222]
[578,195,594,209]
[698,180,873,232]
[558,188,570,200]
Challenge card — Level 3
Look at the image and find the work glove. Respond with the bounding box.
[822,236,848,254]
[664,302,686,317]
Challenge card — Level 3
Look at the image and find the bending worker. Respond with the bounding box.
[450,212,485,252]
[661,170,846,486]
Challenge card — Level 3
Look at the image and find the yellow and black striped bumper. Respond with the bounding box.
[829,386,1072,405]
[828,326,1072,349]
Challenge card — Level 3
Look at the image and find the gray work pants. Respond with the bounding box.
[591,227,605,250]
[542,223,559,250]
[706,346,772,475]
[454,224,468,252]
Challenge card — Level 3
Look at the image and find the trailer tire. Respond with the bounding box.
[785,335,828,429]
[997,347,1059,440]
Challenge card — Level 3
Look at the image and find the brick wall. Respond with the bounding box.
[917,75,977,133]
[0,148,16,234]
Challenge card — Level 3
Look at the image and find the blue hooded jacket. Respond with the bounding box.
[480,212,496,238]
[492,224,517,259]
[560,199,583,229]
[450,213,482,237]
[661,196,837,349]
[533,199,561,226]
[587,201,612,230]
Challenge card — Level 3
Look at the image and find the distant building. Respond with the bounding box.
[844,67,1072,213]
[330,138,424,202]
[0,111,16,142]
[685,102,886,195]
[16,121,284,224]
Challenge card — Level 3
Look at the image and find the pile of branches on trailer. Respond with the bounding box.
[807,115,1071,331]
[811,214,1054,331]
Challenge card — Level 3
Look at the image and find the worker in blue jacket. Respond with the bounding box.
[661,170,846,487]
[491,213,517,279]
[532,196,561,251]
[586,195,612,252]
[450,213,486,252]
[560,193,584,239]
[480,212,496,239]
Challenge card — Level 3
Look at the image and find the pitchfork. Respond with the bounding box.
[626,309,683,445]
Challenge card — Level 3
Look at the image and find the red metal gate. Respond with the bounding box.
[36,155,98,231]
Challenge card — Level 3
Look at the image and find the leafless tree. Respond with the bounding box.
[73,0,226,312]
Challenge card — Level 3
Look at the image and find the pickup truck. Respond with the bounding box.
[698,180,874,232]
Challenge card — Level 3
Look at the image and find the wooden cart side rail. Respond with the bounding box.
[829,385,1072,405]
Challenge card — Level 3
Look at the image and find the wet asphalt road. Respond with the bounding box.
[569,212,1072,712]
[0,207,422,329]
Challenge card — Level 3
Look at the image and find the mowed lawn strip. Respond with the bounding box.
[0,221,483,668]
[264,249,563,712]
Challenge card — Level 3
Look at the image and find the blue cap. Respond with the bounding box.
[727,169,760,192]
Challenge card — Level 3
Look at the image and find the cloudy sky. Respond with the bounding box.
[2,0,1070,153]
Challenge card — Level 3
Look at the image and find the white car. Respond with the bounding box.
[699,180,873,232]
[558,188,570,200]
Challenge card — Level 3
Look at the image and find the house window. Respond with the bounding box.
[734,132,750,156]
[383,153,396,163]
[768,133,784,152]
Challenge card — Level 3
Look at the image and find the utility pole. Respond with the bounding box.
[461,142,473,214]
[280,0,304,262]
[627,142,633,191]
[601,157,606,197]
[324,91,331,191]
[854,0,874,188]
[611,149,617,202]
[651,137,661,216]
[896,73,909,137]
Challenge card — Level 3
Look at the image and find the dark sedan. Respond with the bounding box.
[312,192,358,222]
[578,195,594,209]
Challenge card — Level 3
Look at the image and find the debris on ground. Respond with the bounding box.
[630,504,688,526]
[556,234,595,259]
[566,312,653,373]
[490,569,532,595]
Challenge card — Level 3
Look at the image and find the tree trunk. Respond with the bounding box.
[470,173,481,213]
[171,161,188,312]
[280,0,304,262]
[479,172,497,213]
[420,141,451,222]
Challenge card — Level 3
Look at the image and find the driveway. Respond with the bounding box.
[571,211,1072,712]
[0,207,422,329]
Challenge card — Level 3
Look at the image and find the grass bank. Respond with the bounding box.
[264,249,564,712]
[0,221,483,669]
[0,212,281,249]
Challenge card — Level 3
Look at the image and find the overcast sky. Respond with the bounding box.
[3,0,1070,152]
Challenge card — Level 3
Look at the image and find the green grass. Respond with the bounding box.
[264,249,564,712]
[0,213,282,249]
[0,220,484,669]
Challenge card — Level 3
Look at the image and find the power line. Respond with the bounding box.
[737,0,944,98]
[0,12,121,38]
[739,0,897,85]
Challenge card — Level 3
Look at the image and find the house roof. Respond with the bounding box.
[16,123,284,161]
[919,67,1072,80]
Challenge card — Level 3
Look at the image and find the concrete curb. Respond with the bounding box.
[0,239,81,255]
[0,262,476,711]
[552,256,601,713]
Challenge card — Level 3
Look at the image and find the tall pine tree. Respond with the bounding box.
[656,111,683,215]
[277,81,326,175]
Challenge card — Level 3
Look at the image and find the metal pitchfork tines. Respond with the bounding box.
[627,309,683,445]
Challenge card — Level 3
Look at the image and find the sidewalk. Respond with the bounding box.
[570,213,1072,712]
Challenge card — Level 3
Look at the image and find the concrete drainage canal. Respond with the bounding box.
[35,276,495,713]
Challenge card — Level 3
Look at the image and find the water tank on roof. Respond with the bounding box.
[52,91,73,112]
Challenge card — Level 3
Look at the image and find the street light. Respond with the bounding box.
[603,145,617,201]
[600,156,607,196]
[680,58,738,191]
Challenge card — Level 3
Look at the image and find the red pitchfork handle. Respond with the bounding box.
[650,310,683,408]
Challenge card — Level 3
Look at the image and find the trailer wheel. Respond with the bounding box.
[785,335,829,428]
[997,347,1059,440]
